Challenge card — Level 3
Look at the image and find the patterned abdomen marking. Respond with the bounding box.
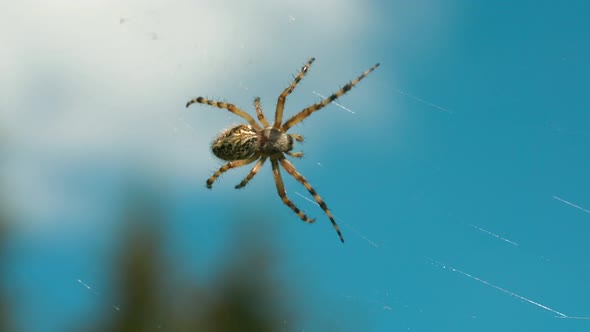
[212,125,260,161]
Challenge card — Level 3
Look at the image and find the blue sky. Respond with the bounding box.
[2,0,590,331]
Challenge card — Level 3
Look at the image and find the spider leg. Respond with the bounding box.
[187,97,262,131]
[271,156,316,224]
[289,133,304,142]
[274,58,315,129]
[254,97,270,127]
[206,155,260,189]
[282,63,380,132]
[286,151,303,158]
[235,156,267,189]
[278,156,344,242]
[287,134,304,158]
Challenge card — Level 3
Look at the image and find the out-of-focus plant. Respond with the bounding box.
[0,130,13,332]
[80,189,298,332]
[0,204,11,332]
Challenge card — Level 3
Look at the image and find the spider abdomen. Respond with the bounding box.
[212,124,260,161]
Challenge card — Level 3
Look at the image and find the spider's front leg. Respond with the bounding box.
[254,97,270,127]
[286,151,303,158]
[286,134,304,157]
[274,58,316,128]
[289,133,304,142]
[282,62,380,132]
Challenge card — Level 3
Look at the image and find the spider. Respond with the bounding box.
[186,58,379,242]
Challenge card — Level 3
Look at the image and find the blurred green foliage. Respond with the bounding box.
[0,198,13,332]
[75,191,298,332]
[0,180,303,331]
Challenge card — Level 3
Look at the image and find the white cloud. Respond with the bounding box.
[1,0,453,232]
[1,0,378,232]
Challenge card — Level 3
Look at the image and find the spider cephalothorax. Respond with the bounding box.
[187,58,379,242]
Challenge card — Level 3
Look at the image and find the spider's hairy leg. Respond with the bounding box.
[235,156,267,189]
[278,157,344,243]
[186,96,262,131]
[289,133,304,142]
[282,63,380,132]
[287,134,304,157]
[286,151,303,158]
[271,156,316,224]
[206,154,260,189]
[254,97,270,127]
[274,58,315,129]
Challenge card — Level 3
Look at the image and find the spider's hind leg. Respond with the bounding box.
[278,156,344,242]
[186,96,262,131]
[235,156,267,189]
[271,156,316,224]
[206,155,260,189]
